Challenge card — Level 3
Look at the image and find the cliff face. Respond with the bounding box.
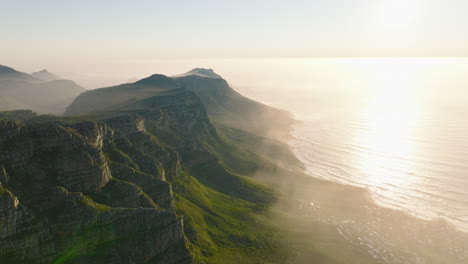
[0,116,193,263]
[0,85,230,263]
[0,70,292,263]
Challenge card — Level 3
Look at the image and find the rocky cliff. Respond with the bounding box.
[0,70,294,263]
[0,116,193,263]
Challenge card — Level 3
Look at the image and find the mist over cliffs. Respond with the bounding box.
[0,65,85,114]
[0,68,298,263]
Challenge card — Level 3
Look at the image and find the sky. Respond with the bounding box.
[2,0,468,87]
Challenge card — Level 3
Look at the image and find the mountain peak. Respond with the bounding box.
[174,68,222,79]
[0,64,38,82]
[31,69,61,82]
[134,74,175,86]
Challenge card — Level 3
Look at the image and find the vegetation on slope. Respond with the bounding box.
[0,70,306,263]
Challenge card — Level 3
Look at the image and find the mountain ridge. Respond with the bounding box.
[31,69,61,82]
[173,68,222,79]
[0,64,39,82]
[66,68,293,140]
[0,68,299,263]
[0,64,86,114]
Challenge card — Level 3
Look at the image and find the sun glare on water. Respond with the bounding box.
[352,59,426,202]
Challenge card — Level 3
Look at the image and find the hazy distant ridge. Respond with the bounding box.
[31,69,62,82]
[0,64,85,114]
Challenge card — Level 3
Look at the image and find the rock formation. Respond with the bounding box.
[0,69,294,263]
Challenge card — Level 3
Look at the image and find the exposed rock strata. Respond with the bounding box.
[0,115,193,263]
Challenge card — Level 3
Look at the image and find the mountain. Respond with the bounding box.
[0,64,86,114]
[0,64,39,82]
[173,69,293,140]
[65,74,178,115]
[0,68,304,263]
[66,68,293,139]
[31,69,61,82]
[173,68,222,79]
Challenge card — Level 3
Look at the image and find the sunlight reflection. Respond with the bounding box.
[354,61,422,200]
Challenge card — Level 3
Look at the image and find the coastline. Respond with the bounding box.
[274,118,468,264]
[288,118,468,234]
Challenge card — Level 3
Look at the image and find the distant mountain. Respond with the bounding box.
[0,64,39,82]
[174,69,293,139]
[173,68,222,79]
[65,74,178,115]
[31,69,61,82]
[0,64,85,114]
[66,68,292,139]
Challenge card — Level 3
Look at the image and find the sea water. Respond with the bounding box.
[232,58,468,233]
[226,58,468,262]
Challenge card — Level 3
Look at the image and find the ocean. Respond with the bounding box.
[289,94,468,232]
[231,58,468,233]
[225,57,468,262]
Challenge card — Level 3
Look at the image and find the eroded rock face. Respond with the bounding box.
[0,75,246,263]
[0,118,193,264]
[0,120,112,194]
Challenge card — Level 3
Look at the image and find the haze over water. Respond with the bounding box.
[227,58,468,233]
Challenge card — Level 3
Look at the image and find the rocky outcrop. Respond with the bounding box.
[66,81,221,166]
[0,118,193,263]
[0,69,291,263]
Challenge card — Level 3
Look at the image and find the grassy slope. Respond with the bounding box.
[170,117,302,263]
[208,117,378,264]
[172,172,287,264]
[167,123,290,263]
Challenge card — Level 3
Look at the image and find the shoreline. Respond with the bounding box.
[287,120,468,235]
[276,119,468,264]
